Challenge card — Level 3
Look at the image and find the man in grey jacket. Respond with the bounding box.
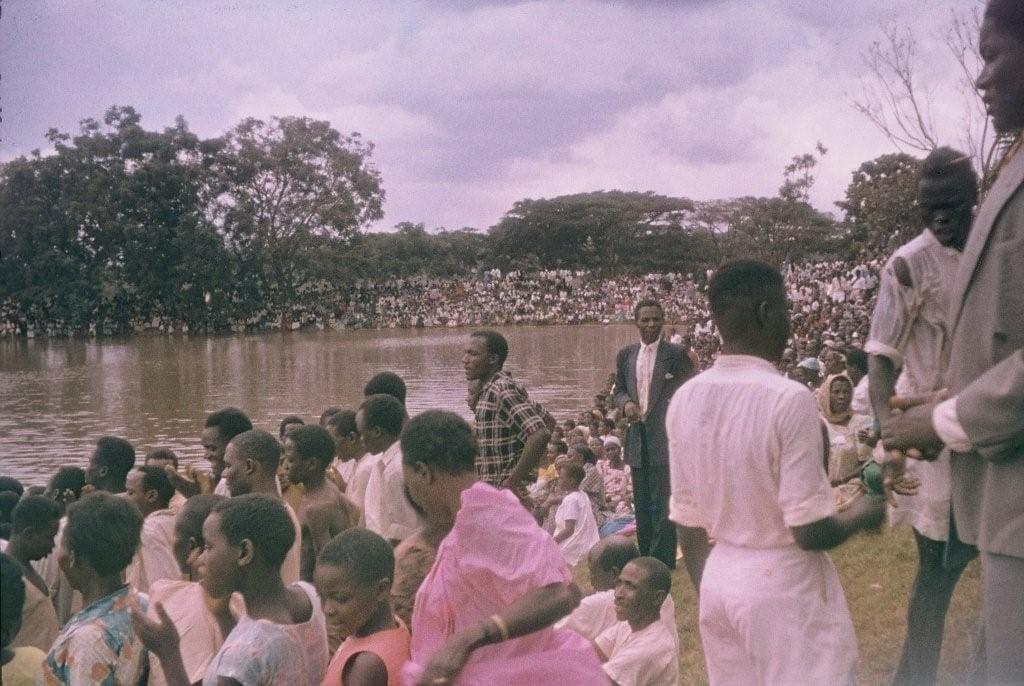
[884,1,1024,680]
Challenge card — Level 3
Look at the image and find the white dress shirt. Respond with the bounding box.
[636,339,660,415]
[667,354,834,547]
[363,441,419,542]
[127,508,182,594]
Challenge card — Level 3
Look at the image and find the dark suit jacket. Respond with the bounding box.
[945,145,1024,558]
[614,341,694,468]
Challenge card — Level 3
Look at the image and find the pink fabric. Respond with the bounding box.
[404,483,606,685]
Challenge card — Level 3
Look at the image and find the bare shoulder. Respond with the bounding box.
[341,650,388,686]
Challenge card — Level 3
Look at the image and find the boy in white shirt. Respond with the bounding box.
[553,462,600,566]
[595,557,679,686]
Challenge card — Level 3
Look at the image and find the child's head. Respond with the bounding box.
[558,462,585,492]
[1,552,25,649]
[201,494,295,598]
[172,494,226,579]
[60,492,142,590]
[315,528,394,641]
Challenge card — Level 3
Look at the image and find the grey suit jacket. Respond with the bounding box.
[945,146,1024,558]
[613,341,694,468]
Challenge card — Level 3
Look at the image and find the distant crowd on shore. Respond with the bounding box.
[0,254,881,341]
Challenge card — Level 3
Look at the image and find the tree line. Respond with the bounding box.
[1,106,921,335]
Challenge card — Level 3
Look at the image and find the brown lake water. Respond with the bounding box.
[0,325,640,485]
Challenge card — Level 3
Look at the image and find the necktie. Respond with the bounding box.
[637,344,653,415]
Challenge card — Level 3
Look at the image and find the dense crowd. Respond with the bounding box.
[1,256,883,340]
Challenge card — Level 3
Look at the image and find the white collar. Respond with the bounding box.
[713,354,780,374]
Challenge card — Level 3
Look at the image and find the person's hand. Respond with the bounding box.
[325,466,347,492]
[164,465,202,497]
[131,601,180,660]
[881,452,920,504]
[881,404,943,455]
[857,427,879,448]
[623,401,641,422]
[417,629,481,686]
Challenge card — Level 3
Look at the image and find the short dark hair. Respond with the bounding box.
[633,299,663,320]
[213,494,294,569]
[229,430,281,474]
[401,410,478,475]
[364,372,407,405]
[135,466,175,508]
[570,443,596,465]
[93,436,136,480]
[986,0,1024,41]
[708,260,785,337]
[1,553,26,643]
[360,394,406,437]
[326,409,358,436]
[593,535,640,572]
[471,330,509,368]
[628,556,672,595]
[11,495,61,534]
[288,425,336,470]
[318,528,394,586]
[48,467,86,499]
[319,407,342,426]
[553,440,569,455]
[919,146,978,208]
[175,494,226,549]
[65,492,142,576]
[278,415,305,439]
[204,407,253,442]
[844,348,868,376]
[559,462,585,485]
[144,447,179,469]
[0,477,24,497]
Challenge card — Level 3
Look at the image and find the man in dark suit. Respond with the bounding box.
[615,299,708,586]
[883,2,1024,680]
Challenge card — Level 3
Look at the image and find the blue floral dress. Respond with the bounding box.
[40,586,147,686]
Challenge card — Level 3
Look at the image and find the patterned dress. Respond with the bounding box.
[40,586,147,686]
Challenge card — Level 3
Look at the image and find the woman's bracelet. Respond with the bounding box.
[489,614,510,642]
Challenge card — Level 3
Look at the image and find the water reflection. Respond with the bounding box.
[0,325,638,484]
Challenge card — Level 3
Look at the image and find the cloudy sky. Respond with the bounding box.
[1,0,980,231]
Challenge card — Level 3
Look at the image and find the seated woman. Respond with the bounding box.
[400,410,606,685]
[134,494,329,685]
[817,373,873,509]
[316,528,411,686]
[40,492,147,685]
[145,494,238,686]
[596,437,635,537]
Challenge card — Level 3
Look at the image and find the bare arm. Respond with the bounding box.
[790,495,885,551]
[553,519,575,544]
[508,427,551,485]
[415,582,583,686]
[868,355,898,423]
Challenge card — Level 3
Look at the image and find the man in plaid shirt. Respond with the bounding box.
[464,330,552,498]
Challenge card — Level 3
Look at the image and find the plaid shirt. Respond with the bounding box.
[474,371,548,485]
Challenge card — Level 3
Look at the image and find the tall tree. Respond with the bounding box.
[835,152,921,253]
[211,116,385,312]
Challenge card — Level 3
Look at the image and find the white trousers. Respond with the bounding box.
[699,543,858,686]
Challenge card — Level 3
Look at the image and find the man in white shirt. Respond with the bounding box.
[866,147,978,685]
[667,260,884,685]
[325,409,372,512]
[222,429,303,584]
[358,394,418,545]
[594,557,679,686]
[125,466,182,593]
[558,536,677,645]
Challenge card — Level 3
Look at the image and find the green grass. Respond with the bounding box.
[574,527,981,685]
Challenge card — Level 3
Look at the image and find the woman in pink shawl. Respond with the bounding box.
[400,410,607,686]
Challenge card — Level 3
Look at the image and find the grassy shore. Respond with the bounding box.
[574,526,981,685]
